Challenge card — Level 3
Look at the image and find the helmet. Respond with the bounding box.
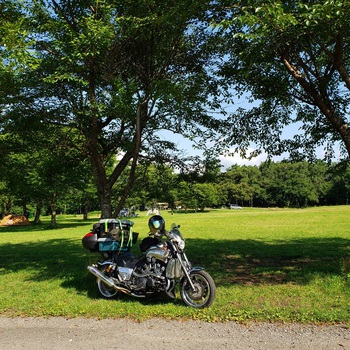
[148,215,165,234]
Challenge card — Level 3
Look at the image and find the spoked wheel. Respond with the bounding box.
[180,270,216,308]
[96,266,118,299]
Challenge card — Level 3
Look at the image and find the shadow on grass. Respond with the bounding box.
[0,236,349,298]
[0,218,98,232]
[186,237,350,286]
[0,238,93,293]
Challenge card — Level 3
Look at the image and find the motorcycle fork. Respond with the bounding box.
[177,254,196,291]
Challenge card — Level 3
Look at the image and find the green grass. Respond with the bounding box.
[0,207,349,324]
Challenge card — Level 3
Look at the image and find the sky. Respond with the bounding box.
[156,92,344,170]
[157,129,279,170]
[218,149,274,168]
[158,124,343,171]
[218,141,342,169]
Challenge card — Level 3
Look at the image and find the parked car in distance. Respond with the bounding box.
[229,204,243,210]
[119,209,130,217]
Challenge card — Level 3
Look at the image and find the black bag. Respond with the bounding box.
[140,236,159,252]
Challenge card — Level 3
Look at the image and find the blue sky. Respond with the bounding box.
[157,91,344,170]
[158,121,343,171]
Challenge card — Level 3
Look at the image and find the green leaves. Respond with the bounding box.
[1,0,226,217]
[216,0,350,160]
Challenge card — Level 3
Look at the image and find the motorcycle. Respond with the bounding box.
[82,215,216,308]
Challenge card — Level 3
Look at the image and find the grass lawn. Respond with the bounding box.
[0,206,349,324]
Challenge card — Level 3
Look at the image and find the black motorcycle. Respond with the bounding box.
[82,215,216,308]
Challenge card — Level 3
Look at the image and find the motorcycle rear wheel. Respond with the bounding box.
[180,270,216,308]
[97,266,118,299]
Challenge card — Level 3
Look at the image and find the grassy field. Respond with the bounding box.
[0,206,349,324]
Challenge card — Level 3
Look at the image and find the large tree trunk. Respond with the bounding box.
[22,201,29,219]
[83,197,89,220]
[34,201,42,224]
[50,193,58,228]
[98,184,113,218]
[86,57,147,218]
[92,151,135,219]
[86,64,135,218]
[114,101,145,217]
[5,196,12,215]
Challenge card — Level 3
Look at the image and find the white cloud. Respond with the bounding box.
[219,143,344,170]
[219,148,270,170]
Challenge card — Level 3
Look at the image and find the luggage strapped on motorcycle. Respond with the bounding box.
[110,219,132,250]
[98,219,136,252]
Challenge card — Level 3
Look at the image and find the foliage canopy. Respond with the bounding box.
[217,0,350,161]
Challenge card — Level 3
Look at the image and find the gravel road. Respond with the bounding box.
[0,317,349,350]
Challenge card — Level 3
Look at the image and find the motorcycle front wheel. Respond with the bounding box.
[97,265,118,299]
[180,270,216,308]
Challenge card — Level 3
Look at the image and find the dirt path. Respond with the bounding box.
[0,317,349,350]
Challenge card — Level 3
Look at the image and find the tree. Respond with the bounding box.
[307,160,330,206]
[326,162,350,205]
[259,161,320,207]
[3,0,223,219]
[176,181,197,211]
[219,164,262,206]
[217,1,350,161]
[0,119,92,226]
[140,164,178,210]
[193,183,219,211]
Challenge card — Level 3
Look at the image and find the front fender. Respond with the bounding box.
[188,267,205,273]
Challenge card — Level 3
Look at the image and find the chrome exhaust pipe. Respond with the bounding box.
[88,265,115,288]
[87,265,146,298]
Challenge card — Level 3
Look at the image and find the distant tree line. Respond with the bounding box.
[111,159,350,211]
[2,155,350,223]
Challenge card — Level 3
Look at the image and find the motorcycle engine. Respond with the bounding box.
[129,257,166,293]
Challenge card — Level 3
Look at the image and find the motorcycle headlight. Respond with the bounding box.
[172,232,185,250]
[178,239,185,250]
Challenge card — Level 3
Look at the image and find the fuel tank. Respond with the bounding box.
[145,242,169,262]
